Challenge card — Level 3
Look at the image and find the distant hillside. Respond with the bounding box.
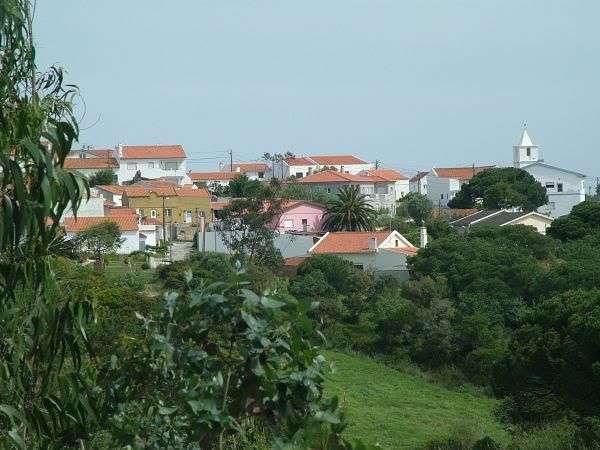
[324,351,509,449]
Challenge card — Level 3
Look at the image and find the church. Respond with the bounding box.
[513,126,586,218]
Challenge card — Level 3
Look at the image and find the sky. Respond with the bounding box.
[35,1,600,181]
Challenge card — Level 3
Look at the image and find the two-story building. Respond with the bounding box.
[223,163,269,180]
[188,171,239,189]
[281,155,372,179]
[360,169,409,201]
[409,171,429,195]
[115,144,188,184]
[426,165,495,207]
[64,148,119,179]
[121,186,212,227]
[513,126,586,217]
[295,170,398,212]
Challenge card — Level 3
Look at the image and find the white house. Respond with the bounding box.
[426,165,495,207]
[63,216,143,254]
[308,230,418,280]
[295,170,399,212]
[64,148,119,179]
[188,171,239,188]
[513,127,586,217]
[62,193,106,219]
[281,155,372,179]
[450,209,554,235]
[360,169,410,200]
[409,171,429,195]
[222,163,269,181]
[115,144,188,184]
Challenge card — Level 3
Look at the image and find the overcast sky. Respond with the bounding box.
[35,1,599,180]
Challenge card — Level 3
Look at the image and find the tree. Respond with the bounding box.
[493,289,600,428]
[218,179,284,267]
[263,151,294,179]
[448,167,548,210]
[0,1,93,445]
[88,168,116,186]
[403,192,433,226]
[76,221,123,268]
[548,201,600,241]
[322,185,376,231]
[228,174,262,197]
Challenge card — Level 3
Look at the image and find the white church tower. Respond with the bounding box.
[513,124,541,168]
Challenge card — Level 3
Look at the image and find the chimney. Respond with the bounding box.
[368,236,378,252]
[236,166,241,173]
[420,226,428,248]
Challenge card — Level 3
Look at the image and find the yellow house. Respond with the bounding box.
[122,186,212,225]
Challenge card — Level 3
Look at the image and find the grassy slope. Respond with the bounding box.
[324,351,509,449]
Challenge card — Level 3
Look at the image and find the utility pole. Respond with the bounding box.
[229,149,233,172]
[162,195,167,245]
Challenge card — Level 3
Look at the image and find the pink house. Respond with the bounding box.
[272,200,327,233]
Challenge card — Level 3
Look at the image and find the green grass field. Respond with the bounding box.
[324,351,509,449]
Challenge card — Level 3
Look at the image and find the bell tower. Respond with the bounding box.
[513,124,540,168]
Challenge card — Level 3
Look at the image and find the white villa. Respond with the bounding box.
[281,155,372,179]
[513,127,586,217]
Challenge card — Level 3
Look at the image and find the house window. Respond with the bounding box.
[526,147,531,156]
[164,162,178,170]
[283,219,293,228]
[165,208,172,218]
[150,209,157,218]
[148,162,155,169]
[440,193,444,199]
[395,239,399,247]
[326,188,331,193]
[354,264,364,270]
[557,183,563,192]
[127,162,137,170]
[295,172,303,178]
[301,218,308,231]
[258,171,265,179]
[138,208,144,217]
[545,182,555,190]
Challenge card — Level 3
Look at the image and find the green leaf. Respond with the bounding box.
[7,429,25,450]
[158,406,178,415]
[260,296,285,309]
[315,410,340,424]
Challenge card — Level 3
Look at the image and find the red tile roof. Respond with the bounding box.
[229,163,268,173]
[284,256,309,267]
[64,158,119,169]
[310,155,368,165]
[285,157,315,166]
[433,165,494,181]
[189,171,239,182]
[310,231,392,254]
[210,201,230,211]
[88,149,115,158]
[176,187,210,198]
[121,145,186,160]
[97,184,209,198]
[285,155,369,167]
[96,185,126,195]
[296,170,382,184]
[363,169,408,181]
[63,216,138,232]
[384,246,419,256]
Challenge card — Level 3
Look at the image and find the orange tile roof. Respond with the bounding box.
[96,185,126,195]
[176,187,210,198]
[363,169,408,181]
[88,149,115,158]
[189,171,239,182]
[310,155,368,165]
[63,216,138,232]
[64,158,119,169]
[296,170,383,184]
[230,163,269,173]
[97,184,208,198]
[285,156,315,166]
[121,145,186,160]
[284,256,309,267]
[384,246,419,256]
[210,201,230,211]
[433,165,495,181]
[311,231,392,254]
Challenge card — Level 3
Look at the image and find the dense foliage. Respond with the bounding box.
[75,221,123,267]
[87,168,116,186]
[448,167,548,210]
[323,185,376,231]
[547,200,600,241]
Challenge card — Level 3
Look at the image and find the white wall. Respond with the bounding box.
[410,176,428,195]
[522,163,585,217]
[426,176,461,207]
[116,158,187,184]
[62,196,105,220]
[66,229,140,255]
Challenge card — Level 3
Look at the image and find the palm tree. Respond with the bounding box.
[323,185,377,231]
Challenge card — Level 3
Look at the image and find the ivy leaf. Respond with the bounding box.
[315,410,340,424]
[260,296,285,309]
[158,406,178,415]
